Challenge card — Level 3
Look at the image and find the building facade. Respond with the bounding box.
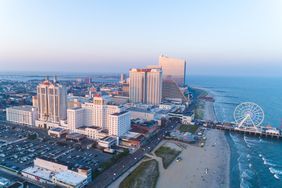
[129,68,162,105]
[37,78,67,124]
[159,55,187,86]
[67,95,131,138]
[6,106,38,126]
[81,96,122,130]
[67,107,85,131]
[109,111,131,137]
[129,69,146,104]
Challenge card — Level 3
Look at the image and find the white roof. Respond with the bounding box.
[54,170,87,186]
[123,131,141,139]
[8,105,35,112]
[22,166,53,181]
[22,167,87,186]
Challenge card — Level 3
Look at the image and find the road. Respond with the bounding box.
[89,120,178,188]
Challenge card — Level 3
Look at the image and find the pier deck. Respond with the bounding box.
[204,123,282,139]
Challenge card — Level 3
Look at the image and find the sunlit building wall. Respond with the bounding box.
[159,55,186,86]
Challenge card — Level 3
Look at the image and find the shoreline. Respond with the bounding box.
[155,87,231,188]
[156,129,230,188]
[193,86,231,187]
[191,87,231,187]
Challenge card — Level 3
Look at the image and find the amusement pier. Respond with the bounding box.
[203,102,282,139]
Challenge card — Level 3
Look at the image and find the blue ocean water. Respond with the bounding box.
[188,76,282,188]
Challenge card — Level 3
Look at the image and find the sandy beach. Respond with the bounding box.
[156,129,230,188]
[156,89,230,188]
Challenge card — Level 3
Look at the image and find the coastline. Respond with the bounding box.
[108,87,231,188]
[192,87,230,187]
[155,87,231,188]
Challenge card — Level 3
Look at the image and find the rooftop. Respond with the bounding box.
[54,170,87,186]
[7,105,35,112]
[22,166,87,186]
[128,107,153,113]
[22,166,52,181]
[122,131,141,139]
[68,107,83,111]
[100,136,116,142]
[111,111,129,116]
[50,127,65,132]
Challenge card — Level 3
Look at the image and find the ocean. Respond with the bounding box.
[188,75,282,188]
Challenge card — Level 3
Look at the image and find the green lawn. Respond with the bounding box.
[155,146,181,169]
[119,160,159,188]
[178,124,198,134]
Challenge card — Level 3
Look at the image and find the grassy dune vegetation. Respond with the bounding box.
[155,146,181,169]
[119,159,159,188]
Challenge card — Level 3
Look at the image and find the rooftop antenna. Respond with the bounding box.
[45,76,49,81]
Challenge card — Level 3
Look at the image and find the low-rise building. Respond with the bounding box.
[22,157,91,188]
[120,132,145,149]
[48,127,69,138]
[6,105,38,126]
[97,136,116,148]
[130,122,159,138]
[128,107,155,121]
[35,120,60,129]
[66,133,86,142]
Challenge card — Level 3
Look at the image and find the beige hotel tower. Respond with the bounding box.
[129,68,162,105]
[36,77,67,125]
[159,55,187,86]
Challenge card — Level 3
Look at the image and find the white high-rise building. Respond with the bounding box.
[6,106,38,126]
[81,95,122,130]
[68,95,131,138]
[67,107,84,131]
[109,111,131,137]
[129,68,162,105]
[37,77,67,123]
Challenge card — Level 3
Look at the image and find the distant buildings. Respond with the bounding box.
[128,55,188,105]
[159,55,187,86]
[6,105,38,126]
[120,73,126,83]
[129,68,162,105]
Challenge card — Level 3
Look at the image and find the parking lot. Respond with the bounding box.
[0,122,112,173]
[0,123,38,142]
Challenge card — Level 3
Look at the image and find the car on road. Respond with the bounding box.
[176,157,182,162]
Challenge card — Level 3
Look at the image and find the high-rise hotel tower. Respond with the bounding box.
[129,68,162,105]
[159,55,187,86]
[37,77,67,124]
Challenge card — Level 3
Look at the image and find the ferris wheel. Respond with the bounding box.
[234,102,264,129]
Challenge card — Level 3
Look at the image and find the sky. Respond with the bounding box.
[0,0,282,76]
